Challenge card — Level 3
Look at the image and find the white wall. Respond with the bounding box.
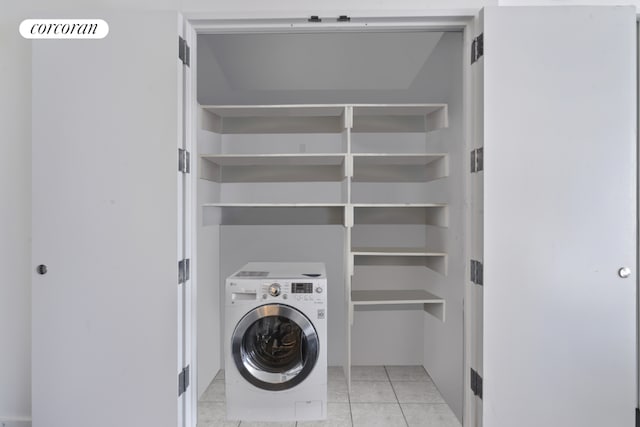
[2,0,636,423]
[182,0,491,16]
[0,7,32,424]
[502,0,639,4]
[421,32,466,421]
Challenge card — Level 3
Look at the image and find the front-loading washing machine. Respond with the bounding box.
[224,262,327,422]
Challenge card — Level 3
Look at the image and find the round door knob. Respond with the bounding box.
[618,267,631,278]
[37,264,48,275]
[268,283,281,297]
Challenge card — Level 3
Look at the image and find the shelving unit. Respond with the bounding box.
[199,105,349,209]
[197,103,450,389]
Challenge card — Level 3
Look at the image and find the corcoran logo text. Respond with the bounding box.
[19,19,109,39]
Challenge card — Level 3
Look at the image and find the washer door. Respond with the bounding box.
[232,304,319,391]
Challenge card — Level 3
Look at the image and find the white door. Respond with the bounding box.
[32,11,185,427]
[481,6,637,427]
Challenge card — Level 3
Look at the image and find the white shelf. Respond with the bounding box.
[201,105,347,134]
[352,289,443,305]
[203,203,346,207]
[201,153,346,167]
[352,153,448,183]
[203,203,443,209]
[352,203,447,208]
[352,247,446,257]
[352,104,446,117]
[352,204,448,228]
[351,290,445,322]
[202,204,346,226]
[200,153,347,183]
[352,249,447,275]
[200,104,447,133]
[352,104,448,133]
[352,153,445,166]
[203,104,346,118]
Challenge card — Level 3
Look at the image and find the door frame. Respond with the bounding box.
[179,15,197,427]
[637,16,640,422]
[184,12,480,427]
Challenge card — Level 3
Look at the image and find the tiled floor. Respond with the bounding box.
[198,366,461,427]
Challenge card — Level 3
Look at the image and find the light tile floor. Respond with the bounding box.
[198,366,461,427]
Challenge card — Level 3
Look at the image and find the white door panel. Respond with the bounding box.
[483,6,636,427]
[32,11,180,427]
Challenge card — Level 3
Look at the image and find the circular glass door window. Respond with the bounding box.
[232,304,319,391]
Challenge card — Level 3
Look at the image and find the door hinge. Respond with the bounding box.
[178,36,190,67]
[178,148,191,174]
[470,368,483,399]
[471,33,484,64]
[178,365,190,396]
[178,258,190,285]
[470,147,483,173]
[470,259,483,286]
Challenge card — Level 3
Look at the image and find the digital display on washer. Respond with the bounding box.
[291,283,313,294]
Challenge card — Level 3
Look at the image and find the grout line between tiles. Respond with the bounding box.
[385,366,409,427]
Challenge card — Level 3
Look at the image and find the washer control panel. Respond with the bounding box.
[291,282,313,294]
[259,281,325,303]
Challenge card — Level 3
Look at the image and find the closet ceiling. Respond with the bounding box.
[197,31,445,98]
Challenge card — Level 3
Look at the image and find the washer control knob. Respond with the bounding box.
[268,283,281,297]
[315,287,323,293]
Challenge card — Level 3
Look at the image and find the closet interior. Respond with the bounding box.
[195,29,467,420]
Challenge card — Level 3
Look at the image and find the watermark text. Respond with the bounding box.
[20,19,109,39]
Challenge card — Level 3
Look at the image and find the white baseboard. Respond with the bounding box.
[0,419,32,427]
